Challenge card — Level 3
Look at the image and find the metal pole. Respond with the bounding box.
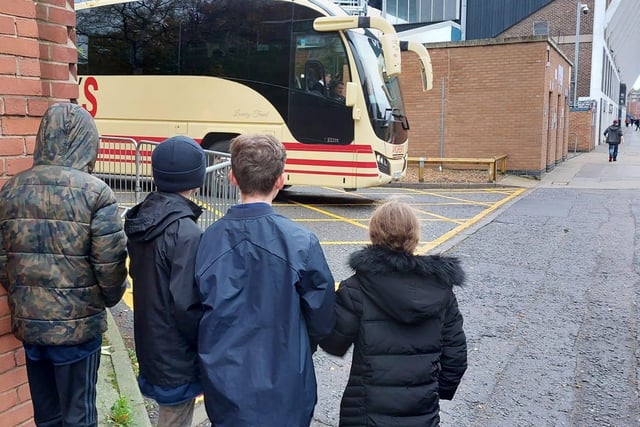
[439,77,445,171]
[572,1,582,107]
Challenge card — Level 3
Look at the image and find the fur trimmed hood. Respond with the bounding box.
[348,245,465,323]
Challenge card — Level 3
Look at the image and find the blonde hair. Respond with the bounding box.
[369,200,420,253]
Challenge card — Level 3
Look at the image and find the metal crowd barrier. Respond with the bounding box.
[95,136,238,229]
[198,149,239,228]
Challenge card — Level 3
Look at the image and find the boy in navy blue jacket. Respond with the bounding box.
[196,134,336,427]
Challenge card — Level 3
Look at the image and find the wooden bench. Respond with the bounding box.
[407,155,507,182]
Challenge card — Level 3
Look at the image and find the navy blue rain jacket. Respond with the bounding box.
[195,202,336,427]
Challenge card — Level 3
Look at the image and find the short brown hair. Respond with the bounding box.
[230,134,286,195]
[369,200,420,253]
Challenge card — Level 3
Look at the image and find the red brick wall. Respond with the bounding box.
[569,110,597,152]
[498,0,594,101]
[0,0,78,424]
[400,37,572,177]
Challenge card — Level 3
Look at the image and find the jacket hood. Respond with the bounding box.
[33,103,100,172]
[124,192,203,241]
[349,245,465,324]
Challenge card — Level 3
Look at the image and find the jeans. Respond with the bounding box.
[608,143,619,160]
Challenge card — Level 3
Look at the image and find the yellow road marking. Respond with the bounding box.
[416,188,526,254]
[124,258,134,309]
[317,187,372,198]
[289,200,370,230]
[412,207,465,225]
[123,188,525,310]
[193,197,225,218]
[404,188,494,206]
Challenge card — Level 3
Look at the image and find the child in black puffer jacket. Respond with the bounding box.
[321,200,468,427]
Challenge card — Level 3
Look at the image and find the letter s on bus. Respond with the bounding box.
[82,77,98,117]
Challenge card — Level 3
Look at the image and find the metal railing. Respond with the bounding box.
[96,136,238,229]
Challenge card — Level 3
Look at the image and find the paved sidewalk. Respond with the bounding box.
[498,126,640,189]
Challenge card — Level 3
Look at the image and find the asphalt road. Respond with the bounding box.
[315,130,640,426]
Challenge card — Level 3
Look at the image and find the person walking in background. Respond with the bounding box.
[196,134,336,427]
[604,119,624,162]
[0,103,128,427]
[320,200,468,427]
[124,136,206,427]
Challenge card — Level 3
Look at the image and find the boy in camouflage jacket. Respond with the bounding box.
[0,103,128,426]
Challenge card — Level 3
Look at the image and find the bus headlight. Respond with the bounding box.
[375,152,390,175]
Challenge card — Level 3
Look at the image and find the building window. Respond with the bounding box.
[385,0,459,24]
[533,21,549,36]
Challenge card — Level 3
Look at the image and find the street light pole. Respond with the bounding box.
[572,2,588,107]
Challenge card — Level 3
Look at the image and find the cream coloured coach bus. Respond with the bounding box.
[75,0,432,190]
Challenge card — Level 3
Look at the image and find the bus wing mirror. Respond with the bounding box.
[344,82,357,107]
[400,41,433,91]
[380,34,401,77]
[314,16,401,77]
[313,16,360,32]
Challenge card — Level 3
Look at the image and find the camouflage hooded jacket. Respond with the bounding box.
[0,103,128,346]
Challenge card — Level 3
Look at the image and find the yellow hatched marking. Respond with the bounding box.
[417,188,526,254]
[319,187,373,198]
[193,197,226,218]
[412,207,465,225]
[289,200,370,230]
[404,188,494,206]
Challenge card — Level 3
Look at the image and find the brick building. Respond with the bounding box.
[374,0,636,152]
[629,89,640,120]
[496,0,599,151]
[0,0,78,424]
[400,36,572,177]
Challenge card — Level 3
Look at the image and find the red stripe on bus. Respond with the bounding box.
[99,135,376,155]
[97,156,135,163]
[101,135,178,143]
[282,142,373,154]
[99,148,153,157]
[284,168,379,178]
[96,157,152,165]
[286,159,377,168]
